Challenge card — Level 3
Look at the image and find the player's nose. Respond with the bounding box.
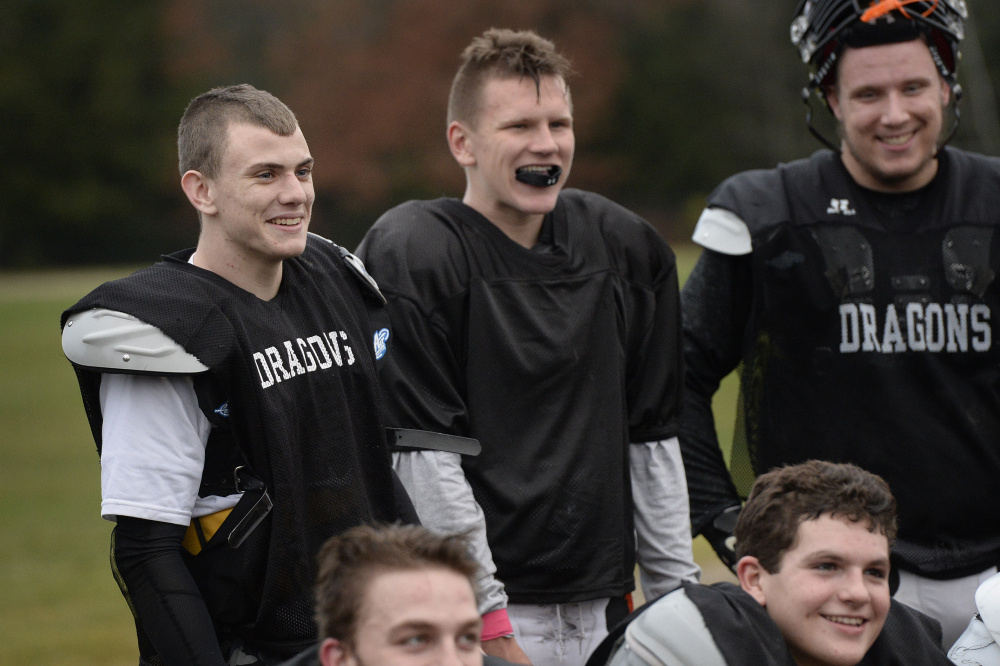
[530,125,559,154]
[881,90,909,126]
[278,172,309,206]
[838,569,873,605]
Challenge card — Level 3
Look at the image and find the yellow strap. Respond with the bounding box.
[181,508,233,556]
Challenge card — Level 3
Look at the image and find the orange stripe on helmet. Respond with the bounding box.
[860,0,939,23]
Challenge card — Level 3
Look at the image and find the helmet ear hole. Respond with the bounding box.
[929,28,957,73]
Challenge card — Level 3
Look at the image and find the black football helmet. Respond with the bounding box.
[790,0,968,148]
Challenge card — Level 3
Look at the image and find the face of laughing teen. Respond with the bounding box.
[448,74,574,248]
[738,513,891,666]
[182,121,315,299]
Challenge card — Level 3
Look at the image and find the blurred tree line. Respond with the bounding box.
[2,0,998,268]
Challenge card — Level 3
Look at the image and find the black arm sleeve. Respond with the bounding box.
[679,248,753,536]
[112,516,226,666]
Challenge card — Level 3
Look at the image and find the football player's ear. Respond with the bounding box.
[737,556,768,607]
[181,170,218,216]
[319,638,348,666]
[448,121,477,168]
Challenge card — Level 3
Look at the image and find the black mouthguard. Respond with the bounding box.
[515,166,562,187]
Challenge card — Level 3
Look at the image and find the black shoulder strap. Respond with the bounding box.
[387,428,481,456]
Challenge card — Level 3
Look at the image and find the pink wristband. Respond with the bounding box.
[481,608,514,642]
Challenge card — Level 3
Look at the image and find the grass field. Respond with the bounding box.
[0,246,738,663]
[0,266,140,665]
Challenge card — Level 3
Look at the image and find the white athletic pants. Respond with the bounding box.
[507,599,611,666]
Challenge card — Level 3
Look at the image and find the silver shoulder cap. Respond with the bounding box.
[62,308,208,373]
[691,207,752,255]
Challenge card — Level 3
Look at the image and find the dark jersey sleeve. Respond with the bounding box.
[625,236,685,443]
[581,190,685,444]
[355,208,471,436]
[113,517,226,666]
[363,287,469,434]
[679,247,752,535]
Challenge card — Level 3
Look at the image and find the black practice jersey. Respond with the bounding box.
[357,190,682,603]
[63,235,399,658]
[681,148,1000,577]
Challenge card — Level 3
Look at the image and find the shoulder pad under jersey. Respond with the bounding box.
[62,308,208,374]
[691,207,752,256]
[620,589,728,666]
[309,232,387,305]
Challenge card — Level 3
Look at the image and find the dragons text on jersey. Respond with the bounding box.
[253,330,357,389]
[840,301,991,353]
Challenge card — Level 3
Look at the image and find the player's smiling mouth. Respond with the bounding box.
[879,132,914,146]
[269,217,304,226]
[514,165,562,187]
[822,614,865,627]
[517,165,557,175]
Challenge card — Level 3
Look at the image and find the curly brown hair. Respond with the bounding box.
[735,460,897,573]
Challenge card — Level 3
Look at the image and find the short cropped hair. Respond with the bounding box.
[447,28,573,127]
[177,84,298,178]
[735,460,897,573]
[314,524,480,646]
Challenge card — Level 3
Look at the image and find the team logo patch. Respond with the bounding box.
[373,328,390,360]
[215,402,229,418]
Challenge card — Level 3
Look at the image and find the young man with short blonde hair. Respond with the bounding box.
[62,84,402,664]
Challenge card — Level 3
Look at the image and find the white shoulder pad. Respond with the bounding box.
[977,571,1000,644]
[691,207,752,255]
[613,589,727,666]
[62,309,208,374]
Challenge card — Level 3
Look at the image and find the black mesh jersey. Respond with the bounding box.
[63,236,399,656]
[682,148,1000,576]
[356,189,682,603]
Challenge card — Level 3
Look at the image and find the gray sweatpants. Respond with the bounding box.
[895,566,999,649]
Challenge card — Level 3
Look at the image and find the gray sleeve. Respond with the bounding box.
[392,450,508,616]
[630,438,702,601]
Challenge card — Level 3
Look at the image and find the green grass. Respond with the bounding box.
[0,266,139,665]
[0,248,739,661]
